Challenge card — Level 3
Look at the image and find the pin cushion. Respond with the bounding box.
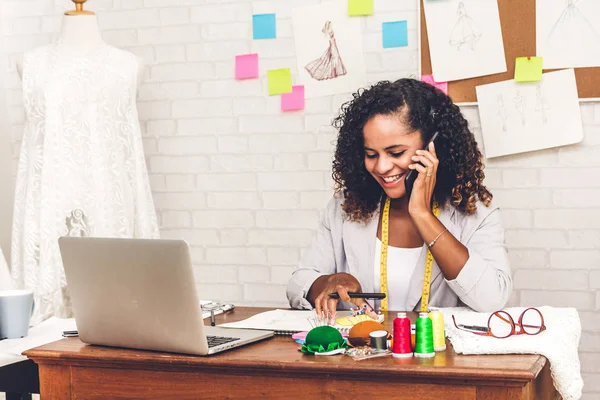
[348,320,387,347]
[300,326,348,355]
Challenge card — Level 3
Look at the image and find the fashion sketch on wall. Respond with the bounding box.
[292,0,367,98]
[11,14,159,326]
[423,0,506,82]
[535,84,551,124]
[304,21,347,81]
[496,95,508,132]
[475,69,583,158]
[537,0,600,68]
[449,2,482,51]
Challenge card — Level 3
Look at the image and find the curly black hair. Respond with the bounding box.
[331,78,492,222]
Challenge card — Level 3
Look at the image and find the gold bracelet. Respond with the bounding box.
[428,228,448,248]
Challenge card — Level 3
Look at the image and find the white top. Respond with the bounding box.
[373,238,422,311]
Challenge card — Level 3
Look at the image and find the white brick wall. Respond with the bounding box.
[2,0,600,396]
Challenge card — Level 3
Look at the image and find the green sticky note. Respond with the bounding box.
[348,0,373,16]
[514,57,543,82]
[267,68,292,95]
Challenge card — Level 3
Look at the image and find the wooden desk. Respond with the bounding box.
[24,307,557,400]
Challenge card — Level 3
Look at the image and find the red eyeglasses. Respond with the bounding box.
[452,307,546,339]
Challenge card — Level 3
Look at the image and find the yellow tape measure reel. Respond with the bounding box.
[379,197,440,312]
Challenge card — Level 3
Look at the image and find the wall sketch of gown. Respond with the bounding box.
[545,0,600,65]
[449,2,482,51]
[535,85,551,124]
[497,95,508,132]
[513,90,526,127]
[11,41,160,326]
[304,21,347,81]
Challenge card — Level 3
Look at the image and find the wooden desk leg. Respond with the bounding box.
[38,364,72,399]
[6,393,32,400]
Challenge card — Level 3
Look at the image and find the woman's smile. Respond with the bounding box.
[379,173,406,187]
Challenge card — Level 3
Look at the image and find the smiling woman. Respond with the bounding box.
[287,78,512,317]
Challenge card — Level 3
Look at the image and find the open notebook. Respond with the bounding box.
[219,309,385,335]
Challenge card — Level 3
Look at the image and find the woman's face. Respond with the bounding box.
[363,114,424,200]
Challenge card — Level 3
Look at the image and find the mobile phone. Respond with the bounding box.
[404,131,439,199]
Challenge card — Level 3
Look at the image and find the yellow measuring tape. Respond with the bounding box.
[379,197,440,313]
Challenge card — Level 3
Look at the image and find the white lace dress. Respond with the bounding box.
[11,40,160,326]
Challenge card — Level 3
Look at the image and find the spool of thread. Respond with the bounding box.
[369,330,388,350]
[429,310,446,352]
[391,312,413,358]
[414,312,435,358]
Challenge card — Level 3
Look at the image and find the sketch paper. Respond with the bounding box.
[292,1,367,98]
[475,69,583,158]
[423,0,506,82]
[536,0,600,68]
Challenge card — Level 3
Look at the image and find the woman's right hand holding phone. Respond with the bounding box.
[307,273,372,322]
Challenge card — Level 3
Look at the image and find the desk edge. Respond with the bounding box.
[23,347,547,384]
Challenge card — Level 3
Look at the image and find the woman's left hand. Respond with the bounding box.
[408,141,439,217]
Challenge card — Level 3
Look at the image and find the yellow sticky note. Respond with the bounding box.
[348,0,373,16]
[267,68,292,95]
[514,57,543,82]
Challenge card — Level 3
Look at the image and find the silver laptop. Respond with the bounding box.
[58,236,273,355]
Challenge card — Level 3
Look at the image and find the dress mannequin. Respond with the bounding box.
[11,0,159,326]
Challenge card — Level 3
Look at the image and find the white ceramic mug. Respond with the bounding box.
[0,290,34,339]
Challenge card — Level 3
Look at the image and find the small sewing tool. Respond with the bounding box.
[348,320,387,347]
[369,330,388,350]
[307,309,333,329]
[336,312,376,326]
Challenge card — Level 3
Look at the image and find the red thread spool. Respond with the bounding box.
[392,312,413,358]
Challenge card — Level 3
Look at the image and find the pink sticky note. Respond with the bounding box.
[421,74,448,95]
[281,85,305,111]
[235,53,259,80]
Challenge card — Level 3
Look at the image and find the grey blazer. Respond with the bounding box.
[286,195,513,313]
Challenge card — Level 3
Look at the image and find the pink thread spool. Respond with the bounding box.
[392,312,413,358]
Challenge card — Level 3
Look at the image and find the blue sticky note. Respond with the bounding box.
[382,21,408,48]
[253,13,276,39]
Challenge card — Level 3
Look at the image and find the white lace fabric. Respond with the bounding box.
[11,41,159,326]
[436,306,583,400]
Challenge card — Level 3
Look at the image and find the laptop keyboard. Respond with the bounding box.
[206,335,240,348]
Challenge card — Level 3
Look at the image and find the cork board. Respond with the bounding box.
[419,0,600,104]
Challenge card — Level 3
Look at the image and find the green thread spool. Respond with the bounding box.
[415,312,435,358]
[429,310,447,352]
